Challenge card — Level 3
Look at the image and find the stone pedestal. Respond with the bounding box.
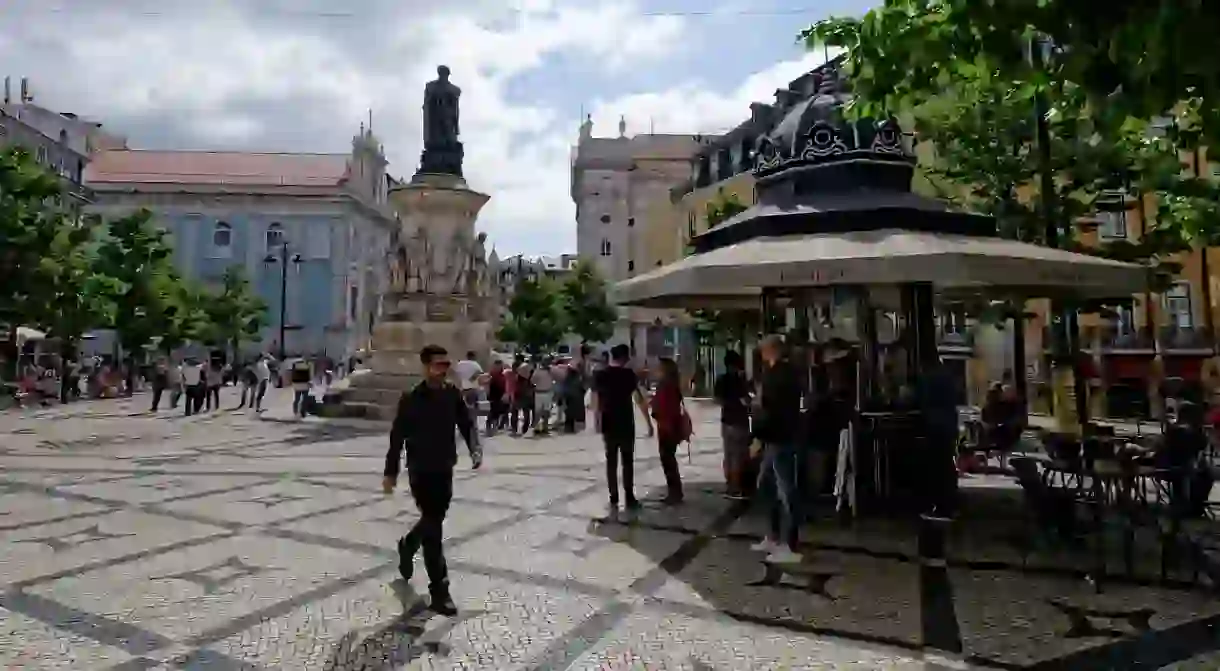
[340,173,492,420]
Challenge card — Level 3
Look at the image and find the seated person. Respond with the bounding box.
[981,382,1024,454]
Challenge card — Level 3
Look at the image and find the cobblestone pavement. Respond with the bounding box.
[0,389,1215,669]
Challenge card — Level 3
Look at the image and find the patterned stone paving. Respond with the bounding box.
[1,388,1217,669]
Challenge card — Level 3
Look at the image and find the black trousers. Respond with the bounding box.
[603,432,637,505]
[399,468,454,595]
[657,436,683,499]
[150,385,165,411]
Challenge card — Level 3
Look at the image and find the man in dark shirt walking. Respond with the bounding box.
[591,344,653,515]
[383,344,482,616]
[713,350,752,499]
[751,334,805,563]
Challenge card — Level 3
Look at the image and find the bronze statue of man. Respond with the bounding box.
[423,65,460,148]
[418,65,464,177]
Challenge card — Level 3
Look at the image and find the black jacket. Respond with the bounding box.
[753,360,803,444]
[385,380,476,477]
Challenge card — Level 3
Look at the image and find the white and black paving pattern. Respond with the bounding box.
[1,390,1216,669]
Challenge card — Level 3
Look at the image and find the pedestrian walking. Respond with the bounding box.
[150,358,169,412]
[236,361,256,409]
[532,358,556,435]
[383,344,482,616]
[453,351,484,414]
[204,360,223,411]
[181,358,205,416]
[290,359,312,417]
[167,360,183,409]
[591,344,653,515]
[514,361,535,435]
[486,359,507,436]
[751,334,805,564]
[713,350,752,499]
[650,357,689,505]
[252,355,270,411]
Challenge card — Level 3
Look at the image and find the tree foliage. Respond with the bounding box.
[801,1,1220,147]
[704,188,748,229]
[94,209,180,364]
[2,149,273,392]
[198,267,268,356]
[0,147,69,339]
[497,275,566,355]
[559,259,616,344]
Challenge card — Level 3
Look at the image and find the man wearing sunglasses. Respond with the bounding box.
[383,344,483,616]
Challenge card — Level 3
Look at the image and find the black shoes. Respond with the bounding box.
[429,591,457,616]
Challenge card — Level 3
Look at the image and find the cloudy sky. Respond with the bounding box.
[0,0,869,256]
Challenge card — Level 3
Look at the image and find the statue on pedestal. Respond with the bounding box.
[467,232,488,298]
[386,229,406,292]
[447,231,471,295]
[418,65,464,177]
[408,227,430,293]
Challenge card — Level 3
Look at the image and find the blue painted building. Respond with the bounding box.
[84,127,397,362]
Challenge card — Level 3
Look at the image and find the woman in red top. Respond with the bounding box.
[650,357,687,504]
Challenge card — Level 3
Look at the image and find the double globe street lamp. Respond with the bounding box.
[264,242,302,365]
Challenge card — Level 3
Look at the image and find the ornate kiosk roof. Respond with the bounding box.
[691,61,994,254]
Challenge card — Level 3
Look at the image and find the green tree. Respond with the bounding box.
[801,1,1220,146]
[559,259,617,345]
[0,147,72,374]
[156,274,211,355]
[704,188,748,230]
[32,221,123,400]
[497,276,566,355]
[198,267,268,361]
[95,209,181,393]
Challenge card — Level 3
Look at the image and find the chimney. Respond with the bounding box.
[20,77,32,103]
[3,76,9,104]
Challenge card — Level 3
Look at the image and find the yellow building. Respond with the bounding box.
[1015,147,1220,419]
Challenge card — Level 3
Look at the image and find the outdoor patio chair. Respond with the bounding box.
[1009,456,1090,566]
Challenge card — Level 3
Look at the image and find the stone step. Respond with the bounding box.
[335,400,396,421]
[342,386,403,407]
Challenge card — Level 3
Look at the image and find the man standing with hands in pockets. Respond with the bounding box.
[383,344,483,616]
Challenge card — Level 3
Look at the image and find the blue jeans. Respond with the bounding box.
[761,442,802,551]
[292,389,309,417]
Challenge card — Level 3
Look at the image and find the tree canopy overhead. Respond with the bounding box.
[802,1,1220,146]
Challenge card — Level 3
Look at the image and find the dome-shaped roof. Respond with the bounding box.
[752,69,914,181]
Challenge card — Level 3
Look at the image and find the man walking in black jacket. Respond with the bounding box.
[383,344,483,616]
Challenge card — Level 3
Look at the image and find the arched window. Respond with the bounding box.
[265,222,284,253]
[599,239,611,256]
[211,221,232,259]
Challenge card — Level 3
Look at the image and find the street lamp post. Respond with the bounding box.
[264,243,302,363]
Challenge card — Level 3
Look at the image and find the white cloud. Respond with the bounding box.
[587,50,837,138]
[0,1,831,257]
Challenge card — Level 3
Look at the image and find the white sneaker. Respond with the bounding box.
[767,548,803,564]
[750,538,779,553]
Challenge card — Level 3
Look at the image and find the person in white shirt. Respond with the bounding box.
[532,359,555,434]
[180,358,204,416]
[167,361,183,409]
[253,356,271,412]
[453,351,484,413]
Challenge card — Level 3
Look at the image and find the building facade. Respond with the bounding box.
[84,127,397,363]
[494,253,583,355]
[570,116,701,358]
[0,96,102,205]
